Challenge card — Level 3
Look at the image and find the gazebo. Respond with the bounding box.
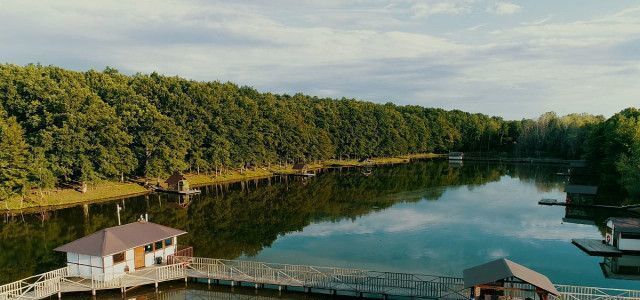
[463,258,559,300]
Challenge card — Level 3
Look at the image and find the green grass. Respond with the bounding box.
[3,182,149,211]
[1,153,443,212]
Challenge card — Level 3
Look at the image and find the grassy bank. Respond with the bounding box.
[3,153,443,212]
[3,182,149,211]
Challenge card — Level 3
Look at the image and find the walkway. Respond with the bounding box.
[1,256,639,300]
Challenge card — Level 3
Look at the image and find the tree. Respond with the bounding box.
[0,109,30,201]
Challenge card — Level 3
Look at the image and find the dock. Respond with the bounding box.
[572,239,623,256]
[539,199,640,211]
[151,186,201,195]
[2,256,640,300]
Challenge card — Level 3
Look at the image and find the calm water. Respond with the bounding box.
[1,160,639,294]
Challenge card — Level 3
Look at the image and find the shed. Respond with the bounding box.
[165,171,189,192]
[54,221,187,281]
[449,152,464,160]
[463,258,559,300]
[565,185,597,205]
[605,218,640,251]
[292,163,308,173]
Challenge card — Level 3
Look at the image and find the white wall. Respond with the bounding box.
[619,236,640,251]
[64,236,181,280]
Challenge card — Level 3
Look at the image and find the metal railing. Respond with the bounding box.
[556,284,640,300]
[181,257,468,299]
[3,258,640,300]
[0,267,67,300]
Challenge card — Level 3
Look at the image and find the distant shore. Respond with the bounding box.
[2,153,443,213]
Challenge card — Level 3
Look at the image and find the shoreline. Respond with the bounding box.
[2,153,443,213]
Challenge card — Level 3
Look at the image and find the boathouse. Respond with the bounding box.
[165,171,190,192]
[565,184,597,205]
[292,163,308,173]
[463,258,559,300]
[54,221,187,281]
[448,152,464,160]
[605,217,640,251]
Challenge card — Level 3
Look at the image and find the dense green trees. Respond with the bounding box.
[0,64,637,199]
[0,107,30,201]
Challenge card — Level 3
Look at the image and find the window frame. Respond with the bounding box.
[113,252,126,264]
[164,238,173,247]
[144,244,153,253]
[155,241,164,250]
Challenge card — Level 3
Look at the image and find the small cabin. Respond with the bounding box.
[54,221,187,281]
[463,258,559,300]
[165,171,190,192]
[602,255,640,280]
[564,185,598,205]
[605,218,640,252]
[449,152,464,160]
[292,163,308,173]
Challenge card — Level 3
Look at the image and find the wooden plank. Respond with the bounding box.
[572,239,622,256]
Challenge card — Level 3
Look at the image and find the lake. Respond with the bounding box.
[1,160,639,295]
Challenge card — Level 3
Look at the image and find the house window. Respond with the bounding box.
[144,244,153,253]
[155,241,164,250]
[113,252,126,264]
[621,232,640,240]
[165,238,173,247]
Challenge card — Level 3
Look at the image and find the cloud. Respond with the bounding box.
[487,1,522,15]
[410,1,472,18]
[0,1,638,119]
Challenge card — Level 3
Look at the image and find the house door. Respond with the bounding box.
[134,246,145,269]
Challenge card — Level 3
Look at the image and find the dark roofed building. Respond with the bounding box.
[165,171,189,192]
[292,163,308,172]
[463,258,559,300]
[565,184,598,205]
[54,221,187,281]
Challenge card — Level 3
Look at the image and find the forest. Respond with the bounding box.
[0,64,639,200]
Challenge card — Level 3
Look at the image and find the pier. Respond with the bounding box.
[2,256,640,300]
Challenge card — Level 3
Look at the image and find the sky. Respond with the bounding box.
[0,0,639,119]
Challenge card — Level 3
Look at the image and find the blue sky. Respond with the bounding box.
[1,0,639,119]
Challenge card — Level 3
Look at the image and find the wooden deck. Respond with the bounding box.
[2,256,640,300]
[572,239,623,256]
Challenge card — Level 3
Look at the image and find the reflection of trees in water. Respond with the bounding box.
[0,160,593,283]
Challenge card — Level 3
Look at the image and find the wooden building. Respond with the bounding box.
[54,221,186,281]
[449,152,464,160]
[605,217,640,252]
[565,185,598,205]
[602,255,640,280]
[292,163,308,173]
[165,171,190,192]
[463,258,559,300]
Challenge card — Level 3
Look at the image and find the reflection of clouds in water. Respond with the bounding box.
[291,208,444,237]
[293,176,599,241]
[487,248,509,259]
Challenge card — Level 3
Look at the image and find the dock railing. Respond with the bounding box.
[0,267,67,299]
[181,257,469,299]
[556,284,640,300]
[4,259,640,300]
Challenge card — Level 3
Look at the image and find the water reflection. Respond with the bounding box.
[0,160,638,289]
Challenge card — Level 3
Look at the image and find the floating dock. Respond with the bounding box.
[572,239,623,256]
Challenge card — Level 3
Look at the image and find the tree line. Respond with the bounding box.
[0,64,638,199]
